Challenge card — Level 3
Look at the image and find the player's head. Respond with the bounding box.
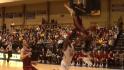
[22,39,29,48]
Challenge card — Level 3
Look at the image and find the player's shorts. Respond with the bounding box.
[60,60,69,70]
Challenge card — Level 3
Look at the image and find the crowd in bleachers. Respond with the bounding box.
[0,22,123,68]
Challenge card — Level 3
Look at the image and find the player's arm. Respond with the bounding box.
[64,3,75,16]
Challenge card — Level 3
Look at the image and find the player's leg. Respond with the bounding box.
[60,60,68,70]
[73,15,85,32]
[64,3,87,34]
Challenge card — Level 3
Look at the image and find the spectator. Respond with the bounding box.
[46,49,52,63]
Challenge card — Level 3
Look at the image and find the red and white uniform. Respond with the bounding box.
[21,47,37,70]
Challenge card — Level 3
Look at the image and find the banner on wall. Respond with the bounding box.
[26,11,35,19]
[112,4,124,12]
[5,13,14,18]
[36,10,47,15]
[0,52,20,61]
[0,10,47,18]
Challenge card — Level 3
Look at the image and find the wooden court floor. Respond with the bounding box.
[0,60,121,70]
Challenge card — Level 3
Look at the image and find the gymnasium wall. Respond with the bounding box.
[26,3,47,25]
[0,9,2,29]
[50,0,108,28]
[0,0,20,3]
[111,0,124,27]
[5,6,23,30]
[0,0,123,30]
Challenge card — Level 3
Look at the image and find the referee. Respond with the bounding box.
[6,41,12,62]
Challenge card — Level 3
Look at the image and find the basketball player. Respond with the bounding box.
[6,36,13,62]
[60,39,75,70]
[64,0,88,39]
[6,41,12,62]
[60,0,89,70]
[20,39,37,70]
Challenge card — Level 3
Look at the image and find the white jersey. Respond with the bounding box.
[60,45,74,70]
[63,46,74,65]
